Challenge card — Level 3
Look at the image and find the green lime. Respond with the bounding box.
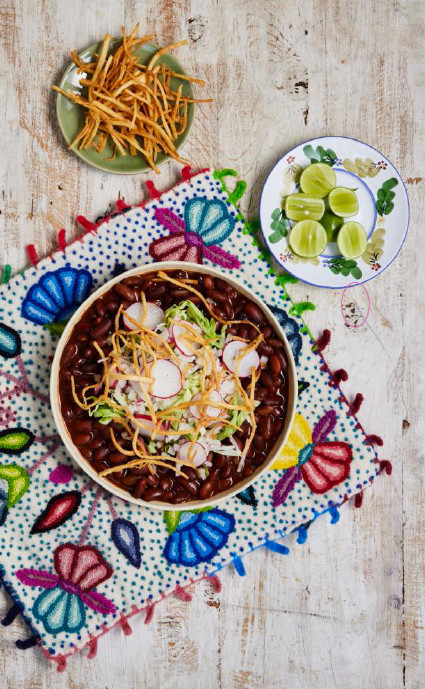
[328,187,359,217]
[337,221,367,258]
[289,220,328,258]
[284,193,325,222]
[320,211,344,242]
[300,163,336,198]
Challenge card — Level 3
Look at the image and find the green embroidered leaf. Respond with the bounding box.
[44,321,69,337]
[0,429,34,455]
[164,511,181,533]
[351,266,362,279]
[0,464,30,506]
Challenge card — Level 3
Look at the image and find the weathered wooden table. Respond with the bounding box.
[0,0,423,687]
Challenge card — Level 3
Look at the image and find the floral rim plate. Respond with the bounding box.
[56,39,194,175]
[259,136,409,288]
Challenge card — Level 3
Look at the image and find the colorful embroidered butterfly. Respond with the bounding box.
[149,197,241,269]
[16,544,115,634]
[272,410,352,507]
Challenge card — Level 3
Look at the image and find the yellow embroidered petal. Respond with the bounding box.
[271,414,312,470]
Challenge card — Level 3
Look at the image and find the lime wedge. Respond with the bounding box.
[289,220,328,258]
[337,221,367,258]
[320,211,344,242]
[328,187,359,217]
[300,163,336,198]
[284,193,325,222]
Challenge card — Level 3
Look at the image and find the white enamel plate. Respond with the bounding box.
[259,136,409,288]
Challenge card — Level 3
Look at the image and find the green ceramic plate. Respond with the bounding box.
[56,39,195,174]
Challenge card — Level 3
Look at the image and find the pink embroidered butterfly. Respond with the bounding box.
[149,197,241,269]
[272,410,352,507]
[16,543,115,634]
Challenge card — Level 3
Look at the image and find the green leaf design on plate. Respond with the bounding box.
[303,144,337,166]
[0,464,30,506]
[326,257,362,278]
[376,177,398,216]
[0,429,34,455]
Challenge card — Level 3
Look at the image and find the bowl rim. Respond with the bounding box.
[56,38,195,175]
[50,261,298,510]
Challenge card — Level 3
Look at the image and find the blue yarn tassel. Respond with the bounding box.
[233,556,246,576]
[297,525,308,544]
[328,505,340,524]
[265,540,290,555]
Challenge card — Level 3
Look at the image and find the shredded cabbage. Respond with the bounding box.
[216,394,249,440]
[164,300,226,349]
[89,400,125,425]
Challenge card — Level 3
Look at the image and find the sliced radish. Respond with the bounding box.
[172,321,202,357]
[178,441,207,467]
[222,340,260,377]
[123,302,164,331]
[132,413,169,440]
[189,389,223,420]
[219,379,236,399]
[149,359,182,399]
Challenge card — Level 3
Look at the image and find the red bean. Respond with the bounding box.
[199,480,215,499]
[203,275,214,290]
[263,394,283,406]
[257,343,274,357]
[62,403,73,421]
[171,491,188,504]
[161,490,174,502]
[77,321,91,333]
[223,302,233,319]
[75,333,89,344]
[242,464,254,477]
[275,349,287,371]
[74,432,92,447]
[254,387,269,402]
[259,417,273,439]
[147,474,159,487]
[95,300,106,317]
[87,437,104,450]
[82,346,96,359]
[253,435,266,450]
[159,477,173,491]
[234,299,246,315]
[73,418,93,432]
[248,326,258,340]
[121,473,139,487]
[256,405,275,417]
[177,478,199,496]
[94,446,109,462]
[105,298,120,313]
[147,284,166,298]
[260,371,275,390]
[91,319,112,340]
[220,464,231,479]
[218,478,232,490]
[109,451,127,465]
[213,454,226,470]
[133,477,148,499]
[115,283,136,302]
[143,487,164,501]
[268,355,282,375]
[182,466,198,481]
[261,325,272,339]
[62,341,78,366]
[244,302,264,324]
[170,288,191,298]
[122,276,144,287]
[267,337,283,348]
[206,289,228,304]
[79,447,93,460]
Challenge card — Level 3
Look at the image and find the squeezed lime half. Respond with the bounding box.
[320,211,344,242]
[328,187,359,217]
[300,163,336,198]
[284,193,325,222]
[289,220,328,258]
[337,221,367,258]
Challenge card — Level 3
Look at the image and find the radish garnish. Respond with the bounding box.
[219,379,236,399]
[132,413,169,440]
[189,389,223,420]
[178,441,207,467]
[222,340,260,377]
[123,302,164,331]
[149,359,182,399]
[172,320,202,357]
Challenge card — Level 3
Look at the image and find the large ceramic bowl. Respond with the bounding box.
[50,262,297,510]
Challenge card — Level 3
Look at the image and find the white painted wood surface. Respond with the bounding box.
[0,0,423,687]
